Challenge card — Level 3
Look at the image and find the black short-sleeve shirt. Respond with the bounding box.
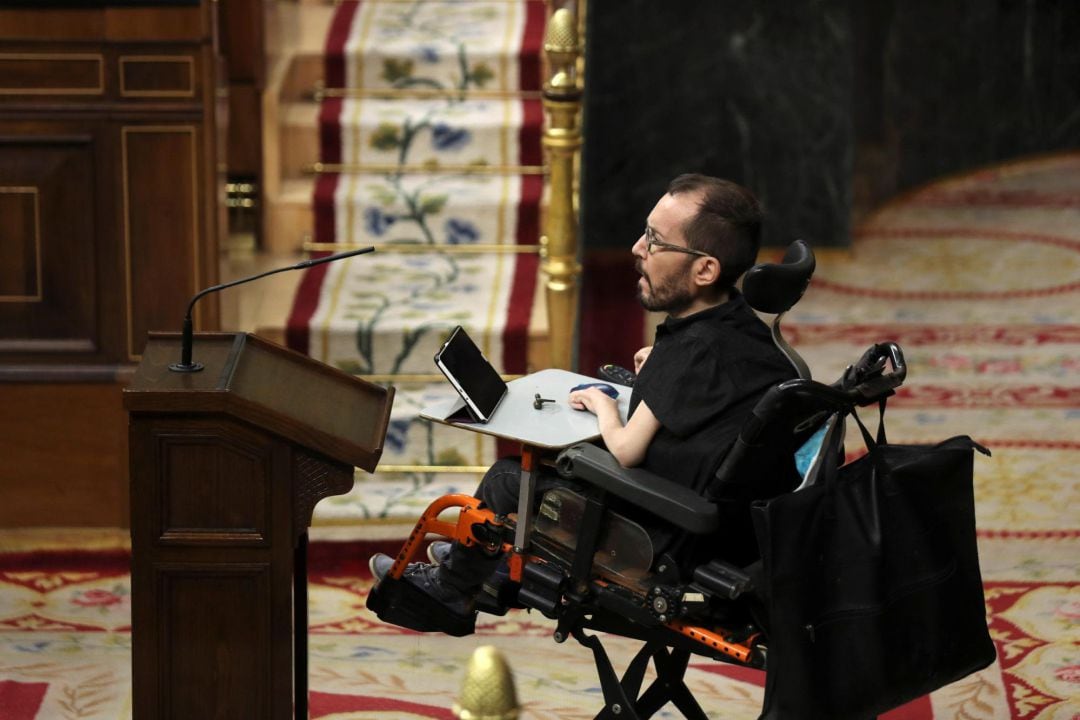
[630,289,796,496]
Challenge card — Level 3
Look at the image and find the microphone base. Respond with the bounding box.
[169,362,205,373]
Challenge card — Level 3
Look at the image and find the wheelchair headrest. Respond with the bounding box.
[742,239,815,315]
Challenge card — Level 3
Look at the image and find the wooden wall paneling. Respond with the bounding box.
[203,40,227,310]
[0,381,128,527]
[121,124,202,361]
[0,0,222,528]
[0,52,104,96]
[218,0,265,241]
[104,6,209,43]
[0,125,100,357]
[0,9,108,42]
[119,54,196,98]
[226,83,261,176]
[0,186,41,300]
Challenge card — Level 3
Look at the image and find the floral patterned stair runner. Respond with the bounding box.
[286,0,546,524]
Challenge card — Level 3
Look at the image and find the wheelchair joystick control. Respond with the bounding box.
[533,394,556,410]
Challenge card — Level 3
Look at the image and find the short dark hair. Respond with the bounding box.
[666,174,762,291]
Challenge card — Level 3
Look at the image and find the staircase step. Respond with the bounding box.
[312,172,543,246]
[279,96,543,179]
[324,0,545,92]
[318,96,543,170]
[289,252,540,373]
[264,172,544,253]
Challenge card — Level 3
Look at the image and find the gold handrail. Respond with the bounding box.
[315,85,544,101]
[303,241,542,255]
[307,162,547,175]
[541,4,584,370]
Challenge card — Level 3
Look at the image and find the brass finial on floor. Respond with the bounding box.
[452,645,520,720]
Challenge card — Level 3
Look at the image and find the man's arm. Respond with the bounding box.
[567,387,661,467]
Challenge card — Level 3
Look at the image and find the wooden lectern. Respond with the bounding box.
[124,332,393,719]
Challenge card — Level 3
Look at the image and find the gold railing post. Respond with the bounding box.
[541,5,583,370]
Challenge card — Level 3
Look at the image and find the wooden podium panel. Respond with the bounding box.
[125,332,393,719]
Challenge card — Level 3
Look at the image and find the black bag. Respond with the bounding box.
[751,402,996,719]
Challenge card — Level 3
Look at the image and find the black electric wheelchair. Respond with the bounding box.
[368,240,909,719]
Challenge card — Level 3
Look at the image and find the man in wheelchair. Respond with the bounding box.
[370,174,793,602]
[367,175,913,719]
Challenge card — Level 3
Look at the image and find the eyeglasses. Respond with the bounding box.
[644,226,710,258]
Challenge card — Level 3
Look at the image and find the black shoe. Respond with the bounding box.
[369,552,395,582]
[366,553,477,636]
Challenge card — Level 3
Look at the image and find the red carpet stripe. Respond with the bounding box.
[318,97,344,164]
[518,98,543,167]
[892,384,1080,408]
[518,1,546,92]
[907,189,1080,208]
[313,172,340,244]
[977,529,1080,539]
[817,227,1080,300]
[0,680,48,720]
[786,323,1080,346]
[311,691,455,719]
[502,254,539,374]
[579,251,647,374]
[855,226,1080,251]
[286,255,333,354]
[516,174,542,246]
[0,549,129,575]
[813,277,1080,301]
[977,439,1080,451]
[323,1,361,89]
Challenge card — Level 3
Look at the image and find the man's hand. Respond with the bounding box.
[568,386,617,414]
[634,346,653,374]
[568,386,660,468]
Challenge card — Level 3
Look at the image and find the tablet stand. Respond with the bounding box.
[421,368,631,551]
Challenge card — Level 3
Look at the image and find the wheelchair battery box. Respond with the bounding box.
[518,560,566,617]
[692,560,753,600]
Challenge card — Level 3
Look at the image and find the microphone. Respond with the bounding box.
[169,246,375,372]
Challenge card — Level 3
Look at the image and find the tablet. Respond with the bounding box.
[434,325,508,423]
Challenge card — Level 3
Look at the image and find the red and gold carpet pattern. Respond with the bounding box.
[1,155,1078,717]
[0,537,1075,718]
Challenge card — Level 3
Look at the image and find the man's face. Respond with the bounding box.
[632,191,703,315]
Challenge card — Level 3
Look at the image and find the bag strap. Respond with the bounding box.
[850,398,888,452]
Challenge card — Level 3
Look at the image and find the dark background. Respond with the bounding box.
[581,0,1080,249]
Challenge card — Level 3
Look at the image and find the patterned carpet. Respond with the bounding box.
[1,154,1078,718]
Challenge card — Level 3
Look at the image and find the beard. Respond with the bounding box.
[636,260,694,315]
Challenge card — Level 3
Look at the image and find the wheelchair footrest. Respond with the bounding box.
[366,577,476,637]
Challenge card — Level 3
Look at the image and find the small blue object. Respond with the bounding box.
[795,423,829,479]
[570,382,619,398]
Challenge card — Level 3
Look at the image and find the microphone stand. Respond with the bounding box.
[169,246,375,373]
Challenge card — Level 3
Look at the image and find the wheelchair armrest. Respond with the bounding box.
[556,444,719,535]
